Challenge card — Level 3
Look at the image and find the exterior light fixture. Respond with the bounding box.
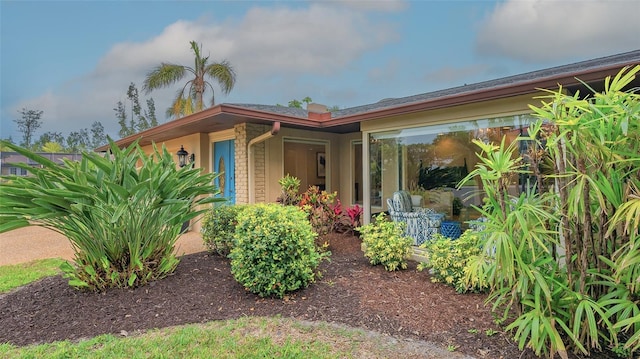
[176,145,195,168]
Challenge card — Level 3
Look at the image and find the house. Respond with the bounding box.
[99,50,640,232]
[0,152,83,176]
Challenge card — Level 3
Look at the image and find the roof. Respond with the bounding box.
[100,49,640,151]
[333,49,640,118]
[1,152,83,166]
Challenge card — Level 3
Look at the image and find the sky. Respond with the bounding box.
[1,0,639,143]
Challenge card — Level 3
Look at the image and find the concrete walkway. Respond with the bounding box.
[0,226,207,266]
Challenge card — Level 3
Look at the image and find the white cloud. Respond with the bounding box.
[319,0,408,12]
[424,64,491,85]
[5,4,397,140]
[475,0,640,63]
[230,5,397,78]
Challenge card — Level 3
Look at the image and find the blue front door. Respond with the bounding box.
[213,140,235,204]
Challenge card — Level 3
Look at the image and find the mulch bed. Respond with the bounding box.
[0,233,612,358]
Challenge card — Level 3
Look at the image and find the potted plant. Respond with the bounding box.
[408,180,424,208]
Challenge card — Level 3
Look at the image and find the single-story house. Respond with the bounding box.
[0,152,83,177]
[99,50,640,233]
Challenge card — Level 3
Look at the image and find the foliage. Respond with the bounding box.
[40,141,63,153]
[417,231,488,293]
[143,40,236,119]
[65,128,89,152]
[288,97,312,108]
[14,108,43,149]
[357,213,412,271]
[298,185,361,236]
[201,204,246,256]
[89,121,107,149]
[33,131,65,151]
[418,163,468,190]
[463,65,640,358]
[229,204,328,298]
[26,122,106,153]
[331,200,362,234]
[298,185,337,236]
[114,83,157,138]
[0,258,65,293]
[276,174,301,205]
[276,176,362,236]
[0,140,221,291]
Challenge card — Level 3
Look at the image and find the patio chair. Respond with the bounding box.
[386,190,443,245]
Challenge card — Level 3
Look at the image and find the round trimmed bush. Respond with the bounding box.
[201,204,245,256]
[229,203,329,298]
[357,213,412,271]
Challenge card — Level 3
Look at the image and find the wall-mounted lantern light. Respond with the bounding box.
[176,145,195,168]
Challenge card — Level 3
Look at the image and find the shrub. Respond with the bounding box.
[276,174,301,206]
[201,204,246,256]
[0,140,220,291]
[331,201,363,234]
[357,213,412,271]
[276,175,363,236]
[299,185,337,236]
[229,204,329,298]
[417,230,489,293]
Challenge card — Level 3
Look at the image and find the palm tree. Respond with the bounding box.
[143,41,236,119]
[41,141,63,153]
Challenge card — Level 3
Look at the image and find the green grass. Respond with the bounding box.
[0,258,65,293]
[0,316,411,358]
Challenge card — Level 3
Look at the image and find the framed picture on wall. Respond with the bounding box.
[317,152,326,178]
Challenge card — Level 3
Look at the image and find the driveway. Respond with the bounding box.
[0,226,207,266]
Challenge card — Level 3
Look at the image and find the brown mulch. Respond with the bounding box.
[0,233,613,358]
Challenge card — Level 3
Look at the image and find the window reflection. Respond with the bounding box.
[369,115,535,225]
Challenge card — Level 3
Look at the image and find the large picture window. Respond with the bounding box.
[368,115,535,224]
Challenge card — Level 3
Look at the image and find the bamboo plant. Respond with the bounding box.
[462,65,640,358]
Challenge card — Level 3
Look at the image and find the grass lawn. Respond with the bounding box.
[0,258,65,293]
[0,316,408,358]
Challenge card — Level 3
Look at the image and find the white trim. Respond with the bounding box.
[351,140,363,205]
[362,131,371,224]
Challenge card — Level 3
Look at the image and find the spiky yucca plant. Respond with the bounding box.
[0,140,222,291]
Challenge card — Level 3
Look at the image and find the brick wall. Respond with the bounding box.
[234,123,269,204]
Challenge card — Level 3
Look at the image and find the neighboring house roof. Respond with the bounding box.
[100,49,640,151]
[1,152,83,167]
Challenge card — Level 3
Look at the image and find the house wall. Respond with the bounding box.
[140,133,209,233]
[264,127,348,204]
[337,132,363,205]
[361,94,543,133]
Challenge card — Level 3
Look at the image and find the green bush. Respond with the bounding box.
[201,204,245,256]
[417,231,489,293]
[357,213,412,271]
[229,204,329,298]
[0,140,221,291]
[276,174,301,206]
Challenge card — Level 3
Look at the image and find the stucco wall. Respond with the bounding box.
[140,133,209,233]
[361,94,542,132]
